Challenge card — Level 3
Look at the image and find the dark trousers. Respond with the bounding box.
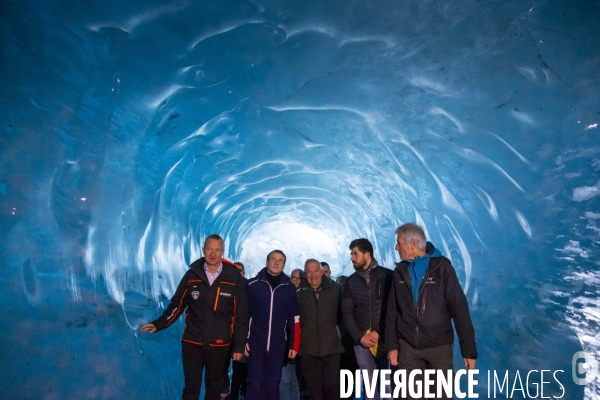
[230,360,247,400]
[245,347,287,400]
[182,341,230,400]
[301,353,340,400]
[398,339,453,400]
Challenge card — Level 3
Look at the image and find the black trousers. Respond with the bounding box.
[301,353,340,400]
[230,359,247,400]
[182,341,231,400]
[398,339,454,400]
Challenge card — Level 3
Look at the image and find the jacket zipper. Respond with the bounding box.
[266,281,288,352]
[368,276,372,331]
[413,262,439,345]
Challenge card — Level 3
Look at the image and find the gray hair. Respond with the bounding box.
[395,223,427,251]
[304,258,321,273]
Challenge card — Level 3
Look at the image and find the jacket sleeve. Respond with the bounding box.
[232,276,249,354]
[384,275,399,353]
[444,260,478,359]
[342,280,364,343]
[151,272,190,331]
[287,286,301,352]
[337,285,344,325]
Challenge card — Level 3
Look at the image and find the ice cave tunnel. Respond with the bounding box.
[1,0,599,398]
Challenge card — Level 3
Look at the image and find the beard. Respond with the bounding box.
[352,261,366,271]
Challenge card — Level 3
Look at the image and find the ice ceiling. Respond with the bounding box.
[1,0,599,398]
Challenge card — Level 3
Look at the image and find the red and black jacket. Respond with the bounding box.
[152,257,249,354]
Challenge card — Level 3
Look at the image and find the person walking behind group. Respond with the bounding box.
[342,238,392,400]
[229,262,248,400]
[385,223,477,400]
[140,234,248,400]
[245,250,300,400]
[320,262,331,279]
[296,259,344,400]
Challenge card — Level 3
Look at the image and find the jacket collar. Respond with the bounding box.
[190,257,237,281]
[256,266,291,284]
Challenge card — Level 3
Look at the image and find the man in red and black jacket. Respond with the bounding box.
[140,234,248,400]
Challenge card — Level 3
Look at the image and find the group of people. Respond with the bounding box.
[140,223,478,400]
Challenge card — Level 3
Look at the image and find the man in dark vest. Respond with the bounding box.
[296,258,344,400]
[342,238,392,400]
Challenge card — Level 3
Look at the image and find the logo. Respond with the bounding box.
[426,277,435,284]
[220,292,232,297]
[572,351,599,385]
[191,291,200,300]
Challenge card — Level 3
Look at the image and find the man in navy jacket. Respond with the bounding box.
[140,234,248,400]
[245,249,300,400]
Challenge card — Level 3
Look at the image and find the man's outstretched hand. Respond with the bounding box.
[140,323,157,333]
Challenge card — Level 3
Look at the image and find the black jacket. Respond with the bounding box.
[152,257,249,354]
[342,263,393,345]
[296,276,344,357]
[384,252,477,359]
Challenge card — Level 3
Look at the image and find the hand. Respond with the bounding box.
[288,349,297,359]
[244,343,250,357]
[140,323,156,333]
[232,352,243,361]
[388,350,398,366]
[360,332,377,348]
[464,358,476,370]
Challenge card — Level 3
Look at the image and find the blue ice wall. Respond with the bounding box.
[1,0,599,398]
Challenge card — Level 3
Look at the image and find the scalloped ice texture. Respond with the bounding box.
[0,0,599,398]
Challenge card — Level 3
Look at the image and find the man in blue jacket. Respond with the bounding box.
[140,234,248,400]
[385,223,477,399]
[245,249,300,400]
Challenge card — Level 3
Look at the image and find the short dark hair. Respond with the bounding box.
[266,249,286,264]
[204,234,224,247]
[320,262,329,268]
[349,238,373,257]
[234,262,245,271]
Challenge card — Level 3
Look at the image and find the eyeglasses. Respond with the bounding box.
[291,276,301,280]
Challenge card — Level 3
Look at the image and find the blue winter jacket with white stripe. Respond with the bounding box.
[246,267,300,353]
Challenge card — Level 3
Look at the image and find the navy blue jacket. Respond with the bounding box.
[246,268,300,353]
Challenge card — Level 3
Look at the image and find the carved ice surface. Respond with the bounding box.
[0,0,599,398]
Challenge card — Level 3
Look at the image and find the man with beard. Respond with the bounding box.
[342,238,392,400]
[140,234,248,400]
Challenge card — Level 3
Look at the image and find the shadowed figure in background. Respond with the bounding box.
[320,262,331,279]
[385,223,477,400]
[140,234,248,400]
[342,238,392,400]
[245,250,300,400]
[229,262,248,400]
[335,275,359,399]
[280,268,306,400]
[296,258,344,400]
